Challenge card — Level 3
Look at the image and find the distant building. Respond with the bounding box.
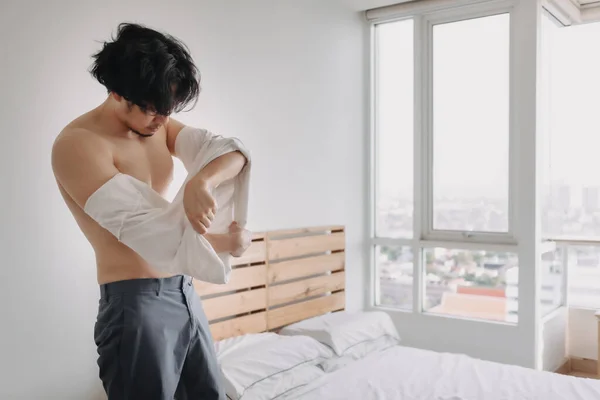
[551,184,571,212]
[429,292,507,322]
[583,186,599,214]
[506,264,563,320]
[457,286,505,298]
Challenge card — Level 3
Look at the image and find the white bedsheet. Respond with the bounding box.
[284,346,600,400]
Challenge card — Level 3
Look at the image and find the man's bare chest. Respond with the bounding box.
[112,136,174,196]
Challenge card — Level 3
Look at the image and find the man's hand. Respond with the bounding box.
[204,222,251,256]
[228,222,251,257]
[183,176,216,235]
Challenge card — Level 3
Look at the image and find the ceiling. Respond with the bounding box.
[337,0,600,12]
[336,0,411,11]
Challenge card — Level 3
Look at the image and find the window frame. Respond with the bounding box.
[370,0,526,320]
[367,0,549,370]
[421,4,518,245]
[371,17,416,242]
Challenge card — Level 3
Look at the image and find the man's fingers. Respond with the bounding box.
[207,209,215,222]
[192,221,207,235]
[187,213,208,234]
[210,199,218,215]
[199,215,212,230]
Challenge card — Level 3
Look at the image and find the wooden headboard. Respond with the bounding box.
[193,225,346,341]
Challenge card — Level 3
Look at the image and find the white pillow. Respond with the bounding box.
[217,334,332,400]
[318,334,399,373]
[279,311,400,356]
[214,332,278,359]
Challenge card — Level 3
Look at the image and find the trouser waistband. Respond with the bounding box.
[99,275,193,299]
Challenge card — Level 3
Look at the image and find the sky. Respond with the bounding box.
[543,15,600,188]
[376,12,600,200]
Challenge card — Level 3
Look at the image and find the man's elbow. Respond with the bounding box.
[230,137,250,167]
[235,150,248,165]
[229,150,248,175]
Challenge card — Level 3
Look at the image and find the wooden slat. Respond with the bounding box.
[203,288,267,321]
[269,272,345,307]
[268,225,344,238]
[268,232,345,261]
[268,292,345,329]
[269,253,345,284]
[194,265,266,296]
[210,312,268,341]
[204,225,347,341]
[232,240,266,266]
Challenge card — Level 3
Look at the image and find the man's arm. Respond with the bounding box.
[166,118,186,155]
[52,129,240,254]
[166,118,248,235]
[166,118,247,187]
[52,130,119,209]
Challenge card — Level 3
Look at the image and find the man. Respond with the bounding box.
[51,23,249,399]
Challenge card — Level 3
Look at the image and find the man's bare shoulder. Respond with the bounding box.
[51,125,113,181]
[166,118,187,154]
[53,124,110,158]
[52,125,119,209]
[56,119,103,141]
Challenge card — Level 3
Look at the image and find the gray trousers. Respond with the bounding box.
[94,275,225,400]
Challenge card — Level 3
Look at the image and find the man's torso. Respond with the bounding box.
[56,111,177,284]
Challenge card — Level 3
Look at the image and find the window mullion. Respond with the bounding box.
[414,15,428,314]
[422,14,434,243]
[371,237,415,247]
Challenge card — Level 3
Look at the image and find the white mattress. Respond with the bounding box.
[283,345,600,400]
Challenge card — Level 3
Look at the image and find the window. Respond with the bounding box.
[373,18,415,311]
[540,246,565,316]
[431,14,510,234]
[372,7,518,322]
[374,19,414,239]
[376,245,413,310]
[542,20,600,239]
[566,245,600,308]
[540,13,600,309]
[423,248,518,323]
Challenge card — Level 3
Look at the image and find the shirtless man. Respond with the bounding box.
[51,23,249,399]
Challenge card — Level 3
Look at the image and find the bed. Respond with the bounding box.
[194,225,600,400]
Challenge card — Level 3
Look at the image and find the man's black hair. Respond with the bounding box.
[90,22,200,115]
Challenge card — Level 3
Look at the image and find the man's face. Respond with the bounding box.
[124,104,169,137]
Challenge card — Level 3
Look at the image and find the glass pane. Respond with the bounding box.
[376,245,413,310]
[432,14,510,233]
[540,247,565,316]
[568,245,600,309]
[375,19,414,239]
[540,17,600,238]
[423,247,518,323]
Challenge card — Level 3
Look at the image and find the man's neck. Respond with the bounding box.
[93,98,132,138]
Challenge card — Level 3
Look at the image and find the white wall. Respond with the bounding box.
[569,308,598,360]
[0,1,369,398]
[541,308,568,371]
